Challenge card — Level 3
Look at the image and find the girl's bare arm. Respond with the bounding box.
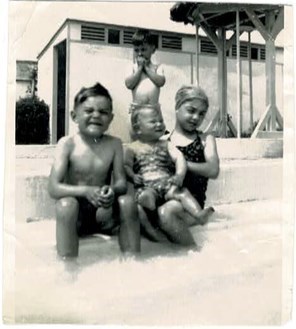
[187,134,220,179]
[124,147,135,181]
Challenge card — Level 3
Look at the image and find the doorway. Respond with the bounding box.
[54,40,67,142]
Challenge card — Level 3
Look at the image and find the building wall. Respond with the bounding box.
[68,41,193,141]
[38,23,284,143]
[16,61,37,99]
[38,25,68,143]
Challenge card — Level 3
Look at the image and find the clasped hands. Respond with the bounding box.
[85,185,114,208]
[136,56,153,73]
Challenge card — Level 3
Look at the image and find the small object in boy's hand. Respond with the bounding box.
[100,185,110,195]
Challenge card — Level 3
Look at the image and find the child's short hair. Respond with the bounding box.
[175,85,209,111]
[132,29,156,47]
[74,82,113,110]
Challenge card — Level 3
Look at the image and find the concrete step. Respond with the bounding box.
[15,158,283,222]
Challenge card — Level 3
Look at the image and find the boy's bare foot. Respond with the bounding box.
[195,206,215,226]
[120,251,140,261]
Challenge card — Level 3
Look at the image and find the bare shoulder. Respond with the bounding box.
[103,134,123,149]
[199,132,217,147]
[56,135,75,153]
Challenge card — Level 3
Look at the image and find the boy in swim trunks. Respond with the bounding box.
[124,105,214,223]
[125,29,165,114]
[48,82,140,258]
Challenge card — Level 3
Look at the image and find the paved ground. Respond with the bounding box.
[5,199,286,325]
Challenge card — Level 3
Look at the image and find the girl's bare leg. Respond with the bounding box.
[138,205,169,243]
[158,200,196,247]
[167,187,214,226]
[56,197,79,257]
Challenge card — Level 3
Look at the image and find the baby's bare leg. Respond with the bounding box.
[168,187,214,226]
[138,188,158,211]
[55,197,79,258]
[95,206,114,231]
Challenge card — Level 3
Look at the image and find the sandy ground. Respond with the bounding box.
[5,199,284,325]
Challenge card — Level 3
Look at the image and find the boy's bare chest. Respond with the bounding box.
[69,144,114,174]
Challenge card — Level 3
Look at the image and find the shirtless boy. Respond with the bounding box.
[48,83,140,258]
[125,29,165,113]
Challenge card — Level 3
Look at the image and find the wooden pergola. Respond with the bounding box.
[170,2,284,138]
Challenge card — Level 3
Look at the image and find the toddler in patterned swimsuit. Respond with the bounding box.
[124,105,214,223]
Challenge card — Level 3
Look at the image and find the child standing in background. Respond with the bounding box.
[125,29,166,114]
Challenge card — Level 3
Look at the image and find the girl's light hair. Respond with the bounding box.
[175,85,209,110]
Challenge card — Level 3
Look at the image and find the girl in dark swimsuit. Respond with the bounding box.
[155,85,220,246]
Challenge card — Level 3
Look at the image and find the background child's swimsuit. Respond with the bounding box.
[132,141,175,203]
[175,134,208,209]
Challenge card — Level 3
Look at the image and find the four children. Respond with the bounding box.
[48,29,219,258]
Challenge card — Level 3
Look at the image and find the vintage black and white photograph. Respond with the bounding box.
[2,0,295,325]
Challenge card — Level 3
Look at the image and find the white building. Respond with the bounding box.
[16,60,37,100]
[37,18,283,143]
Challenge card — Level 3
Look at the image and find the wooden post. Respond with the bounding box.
[236,10,243,138]
[195,24,200,86]
[248,31,254,131]
[265,11,277,131]
[217,27,227,137]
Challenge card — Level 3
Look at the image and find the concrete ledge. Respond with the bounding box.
[15,159,283,222]
[215,138,283,159]
[16,138,283,160]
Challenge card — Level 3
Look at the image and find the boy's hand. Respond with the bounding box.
[169,174,184,188]
[136,56,145,68]
[133,174,143,186]
[97,185,115,208]
[85,186,103,207]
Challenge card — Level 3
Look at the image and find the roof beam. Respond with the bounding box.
[224,13,265,30]
[226,30,243,51]
[244,8,271,41]
[271,7,284,39]
[197,3,280,14]
[194,11,228,25]
[200,23,222,50]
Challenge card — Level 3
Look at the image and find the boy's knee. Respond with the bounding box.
[56,197,79,216]
[57,197,78,209]
[118,195,138,225]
